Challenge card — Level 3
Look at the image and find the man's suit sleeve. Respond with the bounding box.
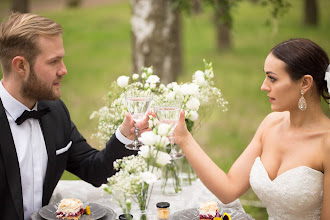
[59,101,136,187]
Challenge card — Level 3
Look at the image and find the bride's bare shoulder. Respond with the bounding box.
[253,112,287,137]
[261,111,288,126]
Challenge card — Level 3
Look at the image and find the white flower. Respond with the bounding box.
[164,91,176,101]
[149,166,162,179]
[146,75,160,84]
[139,131,157,146]
[179,83,199,95]
[148,116,158,129]
[117,76,130,88]
[157,136,170,148]
[141,72,147,79]
[194,77,206,86]
[167,82,178,90]
[159,84,166,92]
[132,74,139,81]
[193,70,206,86]
[138,145,154,158]
[188,110,199,121]
[140,171,157,184]
[150,83,156,89]
[156,151,171,166]
[324,65,330,94]
[157,123,171,136]
[205,68,214,79]
[186,97,200,111]
[194,70,204,79]
[147,67,153,75]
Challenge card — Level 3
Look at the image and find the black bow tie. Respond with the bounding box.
[15,108,50,125]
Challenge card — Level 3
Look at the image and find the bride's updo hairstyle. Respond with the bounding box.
[270,38,330,103]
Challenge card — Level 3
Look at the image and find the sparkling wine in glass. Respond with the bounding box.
[125,91,153,150]
[154,101,184,160]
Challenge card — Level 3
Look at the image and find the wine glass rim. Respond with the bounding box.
[125,91,153,98]
[126,95,153,99]
[153,102,182,108]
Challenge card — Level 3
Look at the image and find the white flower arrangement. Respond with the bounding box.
[98,60,228,215]
[102,122,172,217]
[90,60,227,147]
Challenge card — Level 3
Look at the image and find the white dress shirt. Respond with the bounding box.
[0,81,48,220]
[0,81,132,219]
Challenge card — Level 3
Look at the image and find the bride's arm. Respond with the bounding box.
[320,132,330,219]
[174,111,270,204]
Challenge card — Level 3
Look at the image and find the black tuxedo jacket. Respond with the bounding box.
[0,98,134,220]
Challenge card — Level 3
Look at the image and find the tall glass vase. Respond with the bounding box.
[178,156,197,186]
[137,209,149,220]
[136,182,153,220]
[161,160,182,195]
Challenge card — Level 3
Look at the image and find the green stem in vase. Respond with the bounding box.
[162,160,182,194]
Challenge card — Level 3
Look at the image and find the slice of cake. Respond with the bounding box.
[199,201,221,220]
[56,198,85,220]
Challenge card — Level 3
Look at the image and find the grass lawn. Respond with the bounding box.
[1,0,329,219]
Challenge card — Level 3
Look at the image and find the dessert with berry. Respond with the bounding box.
[199,201,221,220]
[56,198,85,219]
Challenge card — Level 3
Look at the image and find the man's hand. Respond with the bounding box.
[119,111,151,140]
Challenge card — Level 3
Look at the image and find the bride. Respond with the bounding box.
[174,38,330,219]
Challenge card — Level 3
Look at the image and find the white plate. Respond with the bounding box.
[170,207,254,220]
[39,203,108,220]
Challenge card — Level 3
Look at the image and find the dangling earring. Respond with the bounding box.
[298,90,307,111]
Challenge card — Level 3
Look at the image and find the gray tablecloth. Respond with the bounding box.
[32,179,246,219]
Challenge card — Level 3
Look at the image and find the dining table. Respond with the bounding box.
[31,178,253,220]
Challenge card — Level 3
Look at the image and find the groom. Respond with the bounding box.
[0,12,148,220]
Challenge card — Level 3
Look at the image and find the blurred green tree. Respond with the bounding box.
[66,0,82,8]
[130,0,291,83]
[12,0,29,13]
[205,0,240,49]
[303,0,318,26]
[131,0,182,84]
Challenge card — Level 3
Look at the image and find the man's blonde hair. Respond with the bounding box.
[0,12,63,74]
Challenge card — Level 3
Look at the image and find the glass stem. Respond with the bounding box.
[133,125,140,146]
[169,132,175,155]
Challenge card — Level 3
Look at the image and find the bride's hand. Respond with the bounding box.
[173,110,191,147]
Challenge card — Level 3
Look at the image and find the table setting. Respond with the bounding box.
[31,179,253,220]
[31,62,252,220]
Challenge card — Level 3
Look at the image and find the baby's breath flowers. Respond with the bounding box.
[103,123,172,218]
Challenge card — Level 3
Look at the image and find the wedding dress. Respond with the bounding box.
[250,157,323,220]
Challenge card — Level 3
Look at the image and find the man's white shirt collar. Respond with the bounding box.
[0,80,38,121]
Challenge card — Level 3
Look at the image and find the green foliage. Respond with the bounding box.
[173,0,290,29]
[260,0,291,19]
[185,118,194,132]
[172,0,193,15]
[204,0,241,28]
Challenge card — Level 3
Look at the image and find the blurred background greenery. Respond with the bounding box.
[1,0,329,219]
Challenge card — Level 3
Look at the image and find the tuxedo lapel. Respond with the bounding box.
[0,99,24,220]
[38,102,57,206]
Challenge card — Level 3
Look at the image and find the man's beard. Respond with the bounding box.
[22,68,61,101]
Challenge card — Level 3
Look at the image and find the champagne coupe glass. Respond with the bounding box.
[125,89,153,150]
[154,99,184,160]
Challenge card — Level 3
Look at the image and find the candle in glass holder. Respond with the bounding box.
[156,202,170,219]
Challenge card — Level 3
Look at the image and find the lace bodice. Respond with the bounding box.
[250,157,323,220]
